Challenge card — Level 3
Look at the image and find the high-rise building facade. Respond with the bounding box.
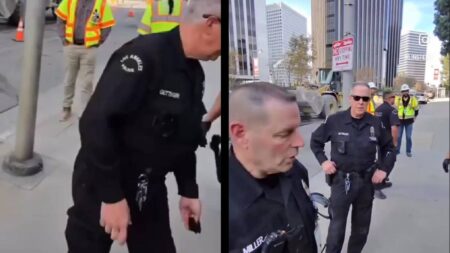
[385,0,403,87]
[229,0,269,83]
[311,0,328,82]
[266,2,307,86]
[397,31,428,83]
[311,0,403,87]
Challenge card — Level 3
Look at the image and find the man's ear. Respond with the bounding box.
[230,121,248,147]
[230,121,244,139]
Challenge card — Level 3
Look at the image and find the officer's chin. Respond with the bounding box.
[281,160,295,172]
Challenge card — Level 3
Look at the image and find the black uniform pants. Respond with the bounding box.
[326,172,374,253]
[65,163,176,253]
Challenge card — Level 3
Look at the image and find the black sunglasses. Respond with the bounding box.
[351,95,370,102]
[203,14,221,23]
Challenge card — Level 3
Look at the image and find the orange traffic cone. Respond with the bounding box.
[14,18,24,42]
[128,6,135,17]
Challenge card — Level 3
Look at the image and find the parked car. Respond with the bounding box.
[0,0,60,26]
[416,92,428,104]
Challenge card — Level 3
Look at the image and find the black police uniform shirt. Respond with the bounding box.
[310,109,396,175]
[76,27,205,204]
[375,101,401,135]
[229,147,318,253]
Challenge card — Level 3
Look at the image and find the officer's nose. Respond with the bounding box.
[292,129,305,148]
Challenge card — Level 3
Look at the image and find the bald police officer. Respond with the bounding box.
[229,83,317,253]
[310,83,396,253]
[64,0,221,252]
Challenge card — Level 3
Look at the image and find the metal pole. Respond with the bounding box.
[2,0,46,176]
[341,0,355,110]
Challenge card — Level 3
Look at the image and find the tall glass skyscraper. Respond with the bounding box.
[229,0,269,82]
[312,0,403,87]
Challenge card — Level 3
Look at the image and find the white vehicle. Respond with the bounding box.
[0,0,60,26]
[416,92,428,104]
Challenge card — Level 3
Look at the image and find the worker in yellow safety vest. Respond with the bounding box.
[55,0,115,121]
[367,82,378,115]
[394,84,419,157]
[137,0,187,35]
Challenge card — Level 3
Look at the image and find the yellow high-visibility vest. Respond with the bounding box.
[395,96,418,120]
[367,99,376,115]
[137,0,185,35]
[56,0,115,48]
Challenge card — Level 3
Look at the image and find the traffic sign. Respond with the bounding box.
[332,37,354,71]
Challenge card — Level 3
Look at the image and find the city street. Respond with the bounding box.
[0,4,220,253]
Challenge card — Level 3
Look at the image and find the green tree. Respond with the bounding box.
[442,54,449,91]
[393,72,417,91]
[434,0,450,55]
[355,67,376,82]
[415,81,426,92]
[286,35,315,86]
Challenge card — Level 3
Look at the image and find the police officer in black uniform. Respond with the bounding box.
[229,83,317,253]
[374,89,401,199]
[310,83,396,253]
[64,1,221,252]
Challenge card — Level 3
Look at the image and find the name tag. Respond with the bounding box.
[159,89,180,99]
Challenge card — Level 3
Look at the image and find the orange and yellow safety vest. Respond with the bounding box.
[56,0,115,48]
[367,99,376,115]
[137,0,185,35]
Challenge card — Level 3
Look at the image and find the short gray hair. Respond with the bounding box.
[352,82,370,89]
[182,0,221,23]
[229,82,296,125]
[231,82,296,105]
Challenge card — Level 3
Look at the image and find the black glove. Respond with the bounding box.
[198,121,211,147]
[443,158,449,173]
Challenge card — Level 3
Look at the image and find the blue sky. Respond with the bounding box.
[265,0,436,35]
[402,0,435,34]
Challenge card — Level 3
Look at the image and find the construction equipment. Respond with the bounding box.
[287,68,343,119]
[0,0,60,26]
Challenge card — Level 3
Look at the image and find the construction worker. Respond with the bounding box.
[367,82,378,115]
[395,84,419,157]
[56,0,116,121]
[137,0,187,35]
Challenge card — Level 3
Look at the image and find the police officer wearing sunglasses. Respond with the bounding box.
[310,83,397,253]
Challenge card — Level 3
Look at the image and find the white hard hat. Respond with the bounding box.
[368,82,377,89]
[401,84,410,92]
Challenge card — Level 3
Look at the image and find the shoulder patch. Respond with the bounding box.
[120,54,143,73]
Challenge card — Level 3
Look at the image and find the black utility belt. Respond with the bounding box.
[336,169,368,178]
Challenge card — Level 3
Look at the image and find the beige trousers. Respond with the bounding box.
[62,45,97,116]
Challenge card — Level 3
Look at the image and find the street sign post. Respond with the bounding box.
[332,36,354,72]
